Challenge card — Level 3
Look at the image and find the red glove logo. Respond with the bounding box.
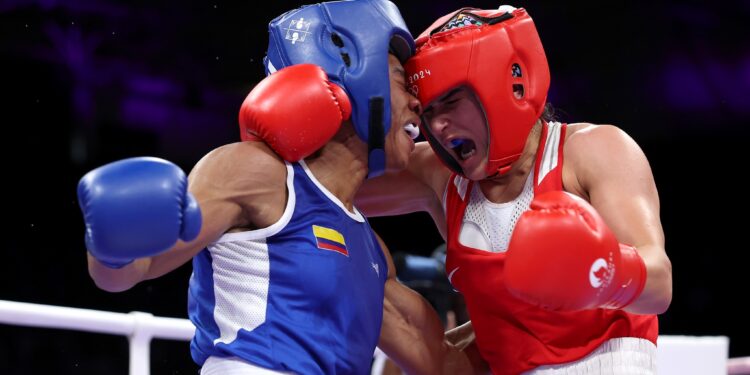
[589,258,609,288]
[505,191,646,310]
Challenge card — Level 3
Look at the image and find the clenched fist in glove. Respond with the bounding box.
[77,157,202,269]
[239,64,352,161]
[505,191,646,311]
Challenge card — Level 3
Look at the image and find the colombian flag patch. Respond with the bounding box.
[312,225,348,256]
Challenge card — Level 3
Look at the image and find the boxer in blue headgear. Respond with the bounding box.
[242,0,415,177]
[79,0,486,374]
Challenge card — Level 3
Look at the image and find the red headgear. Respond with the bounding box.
[405,6,550,176]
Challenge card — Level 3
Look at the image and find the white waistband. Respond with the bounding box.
[200,356,295,375]
[524,337,657,375]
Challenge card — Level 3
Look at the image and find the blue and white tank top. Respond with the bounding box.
[188,161,387,375]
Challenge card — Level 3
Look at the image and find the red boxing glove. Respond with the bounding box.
[239,64,352,161]
[505,191,646,311]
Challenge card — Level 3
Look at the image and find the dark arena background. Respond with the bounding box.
[2,0,749,373]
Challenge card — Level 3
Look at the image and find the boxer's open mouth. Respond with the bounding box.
[448,138,476,160]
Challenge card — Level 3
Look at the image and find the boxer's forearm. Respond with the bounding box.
[87,253,150,292]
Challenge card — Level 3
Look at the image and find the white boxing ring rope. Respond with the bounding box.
[1,299,748,375]
[0,299,194,375]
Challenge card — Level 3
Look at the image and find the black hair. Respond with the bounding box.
[541,102,558,123]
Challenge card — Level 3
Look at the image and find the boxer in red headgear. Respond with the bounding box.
[358,5,672,374]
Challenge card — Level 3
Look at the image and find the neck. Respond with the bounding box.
[304,123,368,211]
[479,120,543,202]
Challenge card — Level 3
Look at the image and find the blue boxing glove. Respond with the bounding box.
[77,157,202,268]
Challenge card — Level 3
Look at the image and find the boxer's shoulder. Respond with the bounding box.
[562,123,640,198]
[191,141,288,230]
[193,141,286,181]
[564,123,628,145]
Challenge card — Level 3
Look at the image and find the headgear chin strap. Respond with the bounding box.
[264,0,415,178]
[405,6,550,177]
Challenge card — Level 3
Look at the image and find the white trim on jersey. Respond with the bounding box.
[212,162,296,243]
[454,175,469,201]
[299,160,365,222]
[537,121,562,186]
[204,162,298,345]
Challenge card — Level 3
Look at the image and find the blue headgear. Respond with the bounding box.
[264,0,415,178]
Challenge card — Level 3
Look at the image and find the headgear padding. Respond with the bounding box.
[264,0,414,178]
[405,6,549,177]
